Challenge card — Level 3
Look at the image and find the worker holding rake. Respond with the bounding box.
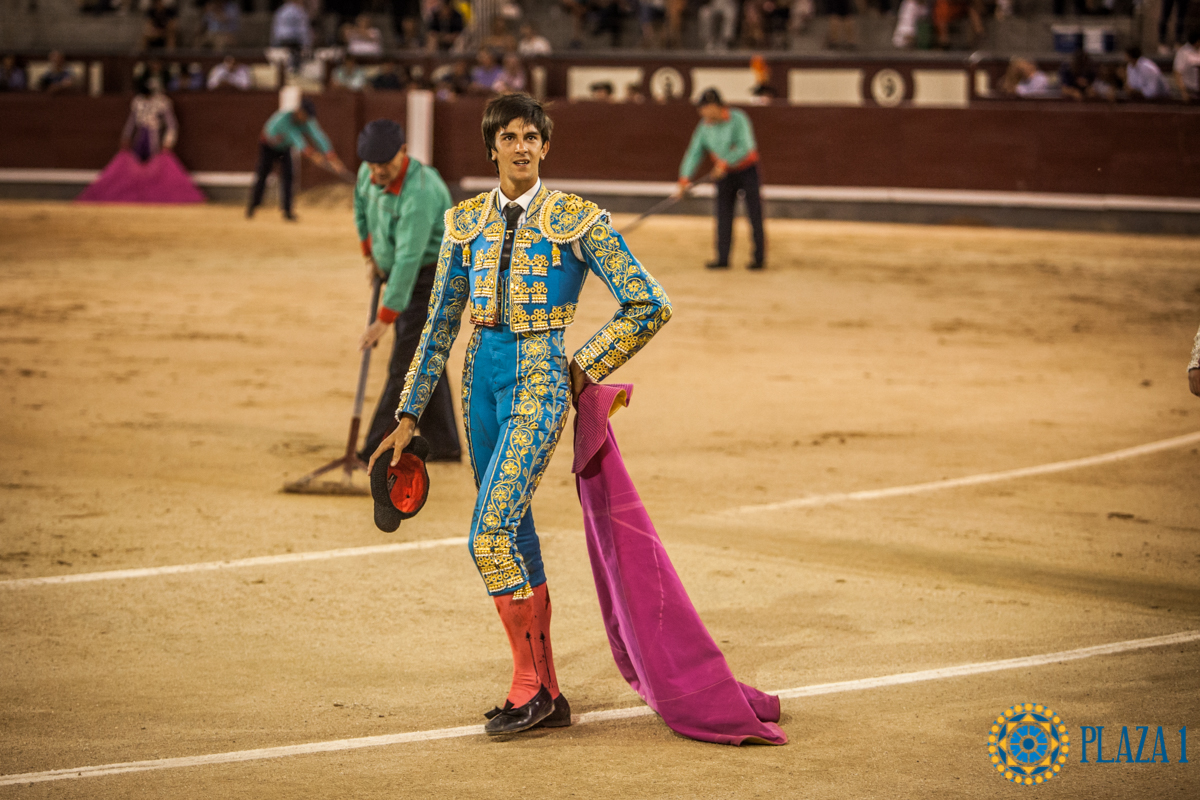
[355,119,461,463]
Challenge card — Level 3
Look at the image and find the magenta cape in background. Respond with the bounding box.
[572,382,787,746]
[77,151,205,204]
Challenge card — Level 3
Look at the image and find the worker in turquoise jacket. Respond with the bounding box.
[354,119,461,463]
[676,88,766,270]
[368,93,672,737]
[247,99,349,221]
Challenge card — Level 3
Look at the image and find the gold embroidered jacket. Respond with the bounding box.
[397,186,672,417]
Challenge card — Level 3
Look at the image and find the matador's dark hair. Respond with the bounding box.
[481,92,553,166]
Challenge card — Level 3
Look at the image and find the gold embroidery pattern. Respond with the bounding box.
[397,237,470,416]
[508,303,575,332]
[508,275,548,305]
[469,220,504,326]
[572,221,672,383]
[538,192,606,244]
[444,190,496,245]
[472,331,569,598]
[460,328,482,477]
[512,230,549,276]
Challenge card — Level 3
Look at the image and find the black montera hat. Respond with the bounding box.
[370,436,430,532]
[695,87,724,107]
[358,119,406,164]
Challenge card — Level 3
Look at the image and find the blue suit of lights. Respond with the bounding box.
[397,185,672,599]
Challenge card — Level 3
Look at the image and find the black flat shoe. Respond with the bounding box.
[747,261,765,271]
[483,686,554,735]
[705,261,730,270]
[536,693,572,728]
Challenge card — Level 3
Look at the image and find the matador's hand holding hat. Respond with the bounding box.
[370,435,430,532]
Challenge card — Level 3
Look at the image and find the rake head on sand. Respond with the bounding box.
[283,279,380,495]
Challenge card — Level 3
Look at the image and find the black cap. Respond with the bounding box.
[358,119,406,164]
[299,98,317,117]
[695,87,724,107]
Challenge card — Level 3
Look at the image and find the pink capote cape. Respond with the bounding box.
[572,382,787,745]
[76,151,205,204]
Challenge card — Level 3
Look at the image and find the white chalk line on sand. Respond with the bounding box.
[2,629,1197,787]
[0,538,468,590]
[3,430,1197,590]
[722,430,1200,516]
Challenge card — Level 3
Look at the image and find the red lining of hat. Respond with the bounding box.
[387,452,428,513]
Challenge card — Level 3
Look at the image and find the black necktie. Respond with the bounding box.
[499,201,521,274]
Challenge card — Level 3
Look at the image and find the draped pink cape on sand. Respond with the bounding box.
[572,382,787,746]
[76,151,205,204]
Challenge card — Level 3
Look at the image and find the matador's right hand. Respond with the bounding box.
[368,415,417,473]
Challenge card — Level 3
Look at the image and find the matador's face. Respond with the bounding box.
[491,119,549,186]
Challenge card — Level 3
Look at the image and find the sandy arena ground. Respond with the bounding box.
[2,199,1199,799]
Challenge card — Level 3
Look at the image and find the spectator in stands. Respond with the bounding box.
[370,60,407,91]
[331,55,369,91]
[426,0,465,52]
[1052,0,1085,13]
[343,13,384,57]
[627,81,647,102]
[932,0,982,50]
[1173,30,1200,102]
[517,22,553,56]
[1123,46,1169,99]
[136,58,175,93]
[1089,63,1120,101]
[664,0,687,47]
[395,16,423,49]
[640,0,667,47]
[38,51,78,94]
[208,54,253,90]
[747,0,791,48]
[182,62,204,90]
[826,0,859,50]
[143,0,179,51]
[589,80,614,100]
[591,0,633,48]
[483,18,519,52]
[1,55,27,91]
[1058,48,1095,101]
[1158,0,1190,56]
[559,0,588,49]
[492,53,526,92]
[271,0,313,53]
[698,0,739,51]
[470,49,504,94]
[197,0,240,51]
[789,0,815,38]
[1001,57,1054,97]
[892,0,928,49]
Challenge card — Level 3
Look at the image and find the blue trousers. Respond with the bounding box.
[462,325,570,599]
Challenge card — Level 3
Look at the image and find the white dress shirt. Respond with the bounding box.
[496,179,542,227]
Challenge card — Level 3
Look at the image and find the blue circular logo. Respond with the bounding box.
[988,703,1070,785]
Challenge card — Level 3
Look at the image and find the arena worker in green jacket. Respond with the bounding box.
[246,99,350,221]
[676,88,766,271]
[354,118,461,463]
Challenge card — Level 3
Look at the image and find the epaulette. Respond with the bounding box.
[537,191,607,245]
[443,190,495,245]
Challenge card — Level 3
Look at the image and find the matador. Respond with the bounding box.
[369,93,672,735]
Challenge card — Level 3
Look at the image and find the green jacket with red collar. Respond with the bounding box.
[353,157,452,322]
